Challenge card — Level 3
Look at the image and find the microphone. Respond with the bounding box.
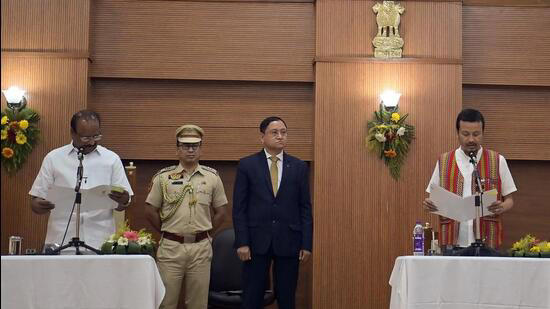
[468,151,477,164]
[75,147,85,192]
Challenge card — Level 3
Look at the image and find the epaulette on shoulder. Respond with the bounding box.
[200,165,218,175]
[152,165,178,179]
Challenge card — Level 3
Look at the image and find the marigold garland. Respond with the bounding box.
[366,106,415,179]
[1,108,41,174]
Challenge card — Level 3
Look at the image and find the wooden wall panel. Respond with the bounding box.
[463,86,550,160]
[1,0,89,51]
[0,57,89,254]
[502,160,550,250]
[314,62,461,309]
[463,6,550,86]
[315,0,461,307]
[1,0,90,254]
[90,0,314,82]
[89,79,314,161]
[317,1,461,59]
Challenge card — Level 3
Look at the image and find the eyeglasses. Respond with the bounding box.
[178,143,201,151]
[267,129,287,137]
[79,134,102,143]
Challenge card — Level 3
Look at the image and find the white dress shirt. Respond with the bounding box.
[264,149,283,191]
[29,143,133,249]
[426,147,517,247]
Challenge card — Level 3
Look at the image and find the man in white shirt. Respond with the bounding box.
[423,108,516,249]
[29,110,133,252]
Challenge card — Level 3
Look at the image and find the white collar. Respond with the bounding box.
[67,143,101,156]
[264,148,283,162]
[456,146,483,163]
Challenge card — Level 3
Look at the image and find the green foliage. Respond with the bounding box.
[366,105,415,180]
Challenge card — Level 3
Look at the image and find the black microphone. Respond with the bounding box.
[75,147,85,192]
[468,151,477,164]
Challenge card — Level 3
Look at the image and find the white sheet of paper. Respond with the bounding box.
[46,185,118,219]
[429,184,498,221]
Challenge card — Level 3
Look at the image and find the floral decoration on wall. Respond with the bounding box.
[1,108,41,174]
[366,106,415,179]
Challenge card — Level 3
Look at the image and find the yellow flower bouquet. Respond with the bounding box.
[1,108,40,174]
[101,221,155,255]
[366,106,415,179]
[509,234,550,258]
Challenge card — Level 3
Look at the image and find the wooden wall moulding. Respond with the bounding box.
[1,51,90,60]
[90,0,314,82]
[314,56,462,65]
[463,0,550,7]
[138,0,314,2]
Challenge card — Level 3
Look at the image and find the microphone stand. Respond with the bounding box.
[53,149,101,255]
[454,152,500,257]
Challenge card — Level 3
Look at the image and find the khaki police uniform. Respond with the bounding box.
[146,125,228,309]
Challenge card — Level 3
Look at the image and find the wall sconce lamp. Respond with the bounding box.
[380,90,401,112]
[2,86,27,112]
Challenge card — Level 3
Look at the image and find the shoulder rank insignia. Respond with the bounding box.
[152,165,177,179]
[200,165,218,175]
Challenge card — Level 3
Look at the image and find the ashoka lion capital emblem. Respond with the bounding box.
[372,1,405,58]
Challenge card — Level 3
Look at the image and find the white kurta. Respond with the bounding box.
[29,144,133,249]
[426,147,517,247]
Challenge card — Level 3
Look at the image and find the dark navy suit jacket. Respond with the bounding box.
[233,150,313,257]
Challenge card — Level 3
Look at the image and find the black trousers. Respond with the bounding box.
[241,244,300,309]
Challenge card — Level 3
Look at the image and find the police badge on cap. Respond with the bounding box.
[175,124,204,143]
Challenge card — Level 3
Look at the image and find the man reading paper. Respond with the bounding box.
[423,109,517,249]
[29,110,133,251]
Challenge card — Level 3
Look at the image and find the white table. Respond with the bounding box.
[390,256,550,309]
[1,255,165,309]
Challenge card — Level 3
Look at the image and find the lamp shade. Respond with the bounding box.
[380,90,401,108]
[2,86,26,104]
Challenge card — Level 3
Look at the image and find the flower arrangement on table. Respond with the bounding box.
[1,108,40,174]
[101,220,155,255]
[509,234,550,258]
[366,107,415,180]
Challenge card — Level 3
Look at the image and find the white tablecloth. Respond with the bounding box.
[390,256,550,309]
[1,255,165,309]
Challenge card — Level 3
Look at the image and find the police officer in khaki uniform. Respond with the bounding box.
[145,124,228,309]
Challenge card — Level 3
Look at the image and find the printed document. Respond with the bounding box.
[429,184,497,222]
[46,185,118,219]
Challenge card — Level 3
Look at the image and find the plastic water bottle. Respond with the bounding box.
[413,221,424,256]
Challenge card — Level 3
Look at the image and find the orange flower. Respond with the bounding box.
[2,147,14,158]
[384,149,397,158]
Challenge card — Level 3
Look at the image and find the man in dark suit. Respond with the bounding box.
[233,116,313,309]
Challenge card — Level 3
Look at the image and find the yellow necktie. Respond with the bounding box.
[269,156,279,195]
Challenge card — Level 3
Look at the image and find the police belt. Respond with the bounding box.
[162,231,209,244]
